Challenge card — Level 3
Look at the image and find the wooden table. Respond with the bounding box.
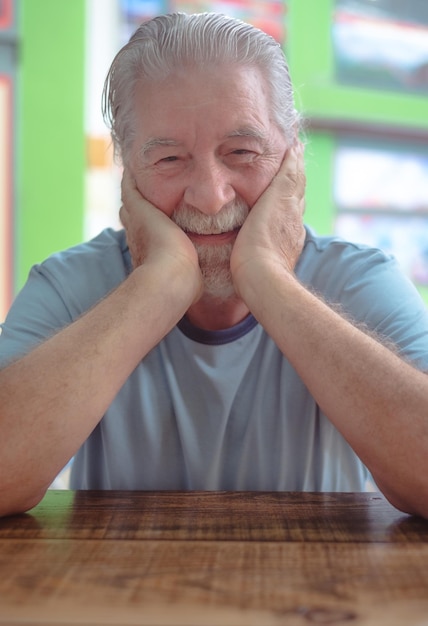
[1,491,428,625]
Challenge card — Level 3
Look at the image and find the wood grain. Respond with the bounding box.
[2,490,424,542]
[1,491,428,625]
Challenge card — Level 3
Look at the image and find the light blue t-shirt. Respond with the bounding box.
[1,226,428,491]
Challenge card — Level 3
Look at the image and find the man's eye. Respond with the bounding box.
[159,156,179,163]
[227,149,257,162]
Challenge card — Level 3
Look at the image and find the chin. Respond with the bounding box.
[200,266,237,301]
[202,283,237,301]
[197,244,237,301]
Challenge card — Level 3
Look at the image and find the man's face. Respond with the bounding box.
[129,64,288,298]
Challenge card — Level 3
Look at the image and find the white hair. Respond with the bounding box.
[103,12,301,164]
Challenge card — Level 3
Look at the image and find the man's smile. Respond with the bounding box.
[184,227,241,245]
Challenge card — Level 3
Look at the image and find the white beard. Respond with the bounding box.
[194,241,235,300]
[172,198,249,300]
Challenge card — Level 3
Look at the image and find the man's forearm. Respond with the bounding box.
[0,262,195,517]
[239,259,428,517]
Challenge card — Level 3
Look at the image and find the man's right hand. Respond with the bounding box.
[120,169,204,305]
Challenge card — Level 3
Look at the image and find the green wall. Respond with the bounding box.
[288,0,427,129]
[303,133,335,234]
[287,0,337,235]
[17,0,85,289]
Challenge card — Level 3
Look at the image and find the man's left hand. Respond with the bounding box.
[230,142,306,298]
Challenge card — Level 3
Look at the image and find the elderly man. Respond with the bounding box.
[1,13,428,518]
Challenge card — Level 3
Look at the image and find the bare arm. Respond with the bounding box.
[231,145,428,518]
[0,174,202,517]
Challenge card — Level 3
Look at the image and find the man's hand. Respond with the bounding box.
[230,143,306,298]
[120,170,204,304]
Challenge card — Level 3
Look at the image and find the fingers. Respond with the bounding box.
[120,168,156,228]
[119,203,127,228]
[273,142,306,199]
[120,168,141,209]
[120,169,135,228]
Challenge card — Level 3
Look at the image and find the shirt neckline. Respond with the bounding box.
[177,313,258,345]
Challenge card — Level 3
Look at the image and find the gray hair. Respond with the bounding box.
[103,12,301,164]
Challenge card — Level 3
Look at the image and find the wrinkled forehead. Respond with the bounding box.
[135,61,274,114]
[132,63,275,128]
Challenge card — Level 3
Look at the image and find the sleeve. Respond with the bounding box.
[327,247,428,371]
[298,231,428,372]
[0,230,130,369]
[0,264,75,368]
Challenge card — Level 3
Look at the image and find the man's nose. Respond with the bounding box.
[183,160,236,215]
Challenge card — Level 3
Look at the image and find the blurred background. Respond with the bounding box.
[1,0,428,324]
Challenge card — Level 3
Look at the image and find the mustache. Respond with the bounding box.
[171,197,250,235]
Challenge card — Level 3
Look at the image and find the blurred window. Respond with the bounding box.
[333,0,428,94]
[334,139,428,287]
[120,0,288,45]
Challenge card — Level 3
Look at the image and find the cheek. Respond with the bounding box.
[238,170,275,207]
[134,174,183,217]
[253,150,288,199]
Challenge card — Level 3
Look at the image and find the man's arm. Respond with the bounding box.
[0,176,202,517]
[231,145,428,518]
